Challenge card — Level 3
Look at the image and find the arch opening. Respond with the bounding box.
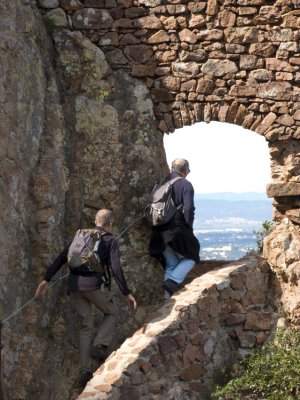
[164,121,272,261]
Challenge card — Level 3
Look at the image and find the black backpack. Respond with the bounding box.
[67,229,109,275]
[145,176,183,226]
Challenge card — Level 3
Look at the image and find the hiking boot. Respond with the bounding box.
[77,371,93,389]
[90,345,108,363]
[162,279,179,296]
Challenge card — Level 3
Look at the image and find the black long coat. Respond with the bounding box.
[149,172,200,267]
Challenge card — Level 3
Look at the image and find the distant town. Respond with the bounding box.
[194,192,273,261]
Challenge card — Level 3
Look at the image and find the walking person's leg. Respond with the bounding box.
[163,246,181,279]
[162,246,180,298]
[70,291,94,386]
[83,289,118,361]
[168,258,195,284]
[162,246,196,297]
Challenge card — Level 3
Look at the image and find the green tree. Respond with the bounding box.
[253,220,275,253]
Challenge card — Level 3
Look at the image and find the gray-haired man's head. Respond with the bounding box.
[171,158,190,175]
[95,209,114,228]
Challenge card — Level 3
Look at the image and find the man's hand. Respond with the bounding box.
[125,293,137,310]
[35,280,49,296]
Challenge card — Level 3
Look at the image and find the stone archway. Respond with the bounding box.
[38,0,300,214]
[1,0,299,399]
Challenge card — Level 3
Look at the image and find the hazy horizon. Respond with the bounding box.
[194,191,271,201]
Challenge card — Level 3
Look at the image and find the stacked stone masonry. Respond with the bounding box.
[37,0,300,210]
[78,255,277,400]
[1,1,300,399]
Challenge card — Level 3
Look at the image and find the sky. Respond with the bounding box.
[163,121,272,194]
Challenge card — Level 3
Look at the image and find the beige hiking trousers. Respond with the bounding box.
[70,288,118,373]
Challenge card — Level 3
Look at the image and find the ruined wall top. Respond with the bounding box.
[36,0,300,200]
[38,0,300,138]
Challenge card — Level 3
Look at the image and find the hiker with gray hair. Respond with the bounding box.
[149,158,200,298]
[35,209,137,389]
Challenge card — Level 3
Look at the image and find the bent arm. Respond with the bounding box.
[109,238,131,296]
[36,245,69,296]
[43,246,69,282]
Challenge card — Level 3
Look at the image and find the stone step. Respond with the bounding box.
[184,259,232,285]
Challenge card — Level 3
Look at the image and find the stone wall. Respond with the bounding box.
[263,218,300,325]
[36,0,300,202]
[78,255,278,400]
[1,0,300,399]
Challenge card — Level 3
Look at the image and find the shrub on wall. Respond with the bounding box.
[213,328,300,400]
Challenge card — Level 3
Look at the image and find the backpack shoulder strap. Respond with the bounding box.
[169,176,183,210]
[94,227,111,237]
[80,228,96,234]
[169,176,183,185]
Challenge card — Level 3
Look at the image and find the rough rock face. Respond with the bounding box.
[1,1,166,399]
[264,218,300,325]
[0,2,72,399]
[1,0,300,399]
[51,26,167,343]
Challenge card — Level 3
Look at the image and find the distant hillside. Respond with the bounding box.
[194,199,272,223]
[194,193,273,231]
[195,192,271,202]
[193,192,273,260]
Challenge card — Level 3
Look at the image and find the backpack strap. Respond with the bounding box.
[94,228,112,290]
[94,227,109,236]
[152,175,182,190]
[169,176,183,185]
[169,176,183,211]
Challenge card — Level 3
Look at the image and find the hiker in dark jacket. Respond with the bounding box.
[149,158,200,298]
[35,209,137,389]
